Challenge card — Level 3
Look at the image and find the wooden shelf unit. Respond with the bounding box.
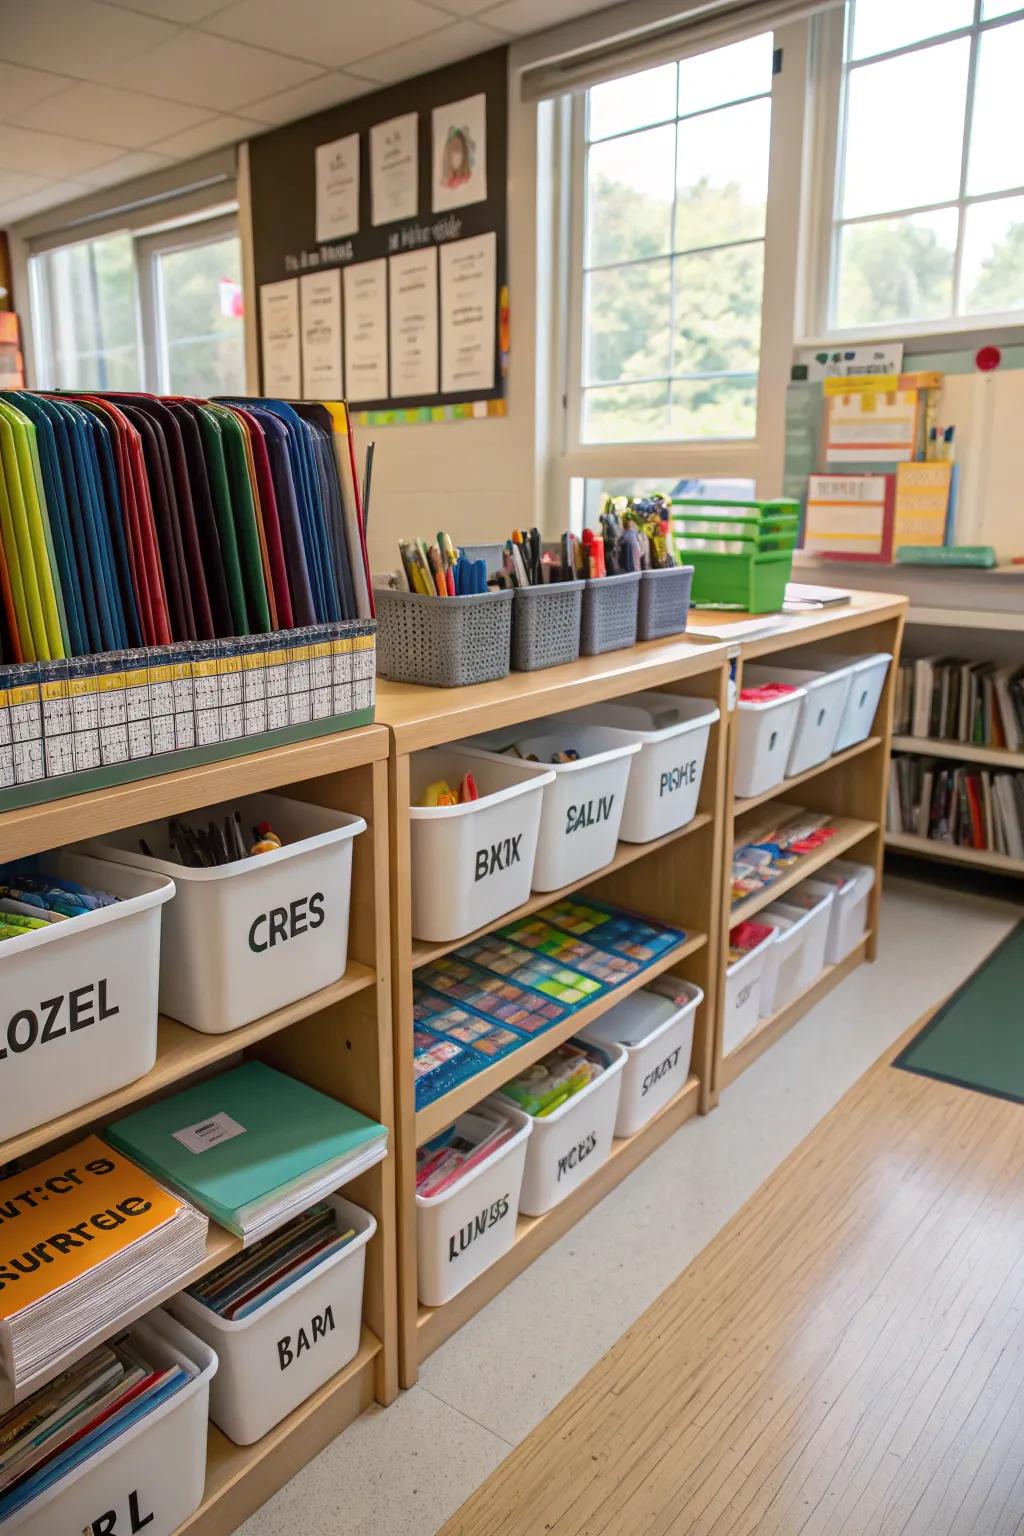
[0,722,399,1536]
[885,831,1024,876]
[891,735,1024,771]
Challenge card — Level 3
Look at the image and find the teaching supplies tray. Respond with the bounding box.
[375,587,513,687]
[669,499,799,613]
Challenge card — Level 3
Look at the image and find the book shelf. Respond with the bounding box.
[0,723,399,1536]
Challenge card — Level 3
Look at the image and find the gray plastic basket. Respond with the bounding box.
[637,564,694,641]
[580,572,641,656]
[374,588,513,688]
[511,581,584,672]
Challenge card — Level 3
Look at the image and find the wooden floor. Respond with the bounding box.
[440,1013,1024,1536]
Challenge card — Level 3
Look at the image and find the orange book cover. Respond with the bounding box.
[0,1136,183,1316]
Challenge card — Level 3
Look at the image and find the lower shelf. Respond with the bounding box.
[885,831,1024,877]
[415,1073,701,1366]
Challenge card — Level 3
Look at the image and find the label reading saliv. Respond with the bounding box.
[172,1112,247,1154]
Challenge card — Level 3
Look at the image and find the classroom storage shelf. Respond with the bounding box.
[884,832,1024,877]
[732,737,883,816]
[891,735,1024,770]
[730,815,879,926]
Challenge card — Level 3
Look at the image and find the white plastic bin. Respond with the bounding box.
[459,724,639,891]
[4,1308,216,1536]
[169,1195,374,1445]
[0,851,173,1141]
[743,664,852,776]
[734,686,806,798]
[803,859,875,963]
[758,885,834,1014]
[581,979,702,1137]
[81,793,365,1033]
[503,1042,626,1216]
[408,748,552,943]
[553,693,720,843]
[416,1102,531,1307]
[723,926,775,1055]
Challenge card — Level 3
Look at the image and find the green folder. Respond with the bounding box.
[206,404,272,633]
[194,403,250,634]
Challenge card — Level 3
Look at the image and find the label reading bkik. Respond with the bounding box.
[172,1111,247,1155]
[474,835,522,881]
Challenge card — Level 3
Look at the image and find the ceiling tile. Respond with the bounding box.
[77,148,175,187]
[0,0,177,80]
[429,0,509,13]
[354,17,503,83]
[0,125,122,180]
[241,71,373,126]
[477,0,602,31]
[17,84,213,149]
[148,113,258,159]
[202,0,450,67]
[0,169,49,205]
[90,29,322,107]
[107,0,234,19]
[0,62,69,122]
[1,179,95,223]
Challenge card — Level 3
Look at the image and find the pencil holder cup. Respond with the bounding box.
[637,564,694,641]
[374,588,513,688]
[511,581,584,671]
[579,571,641,656]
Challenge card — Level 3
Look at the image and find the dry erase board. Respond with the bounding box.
[248,46,509,420]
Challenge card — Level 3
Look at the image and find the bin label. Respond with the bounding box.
[0,978,118,1063]
[659,759,698,798]
[556,1131,597,1182]
[474,836,522,881]
[565,795,613,835]
[88,1487,154,1534]
[448,1193,511,1262]
[642,1046,682,1096]
[248,892,326,951]
[277,1304,335,1369]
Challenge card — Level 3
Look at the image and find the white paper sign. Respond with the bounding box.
[173,1112,247,1154]
[388,248,439,398]
[315,133,360,242]
[259,278,301,397]
[300,268,343,399]
[440,232,496,395]
[343,258,389,402]
[370,112,418,226]
[432,92,487,213]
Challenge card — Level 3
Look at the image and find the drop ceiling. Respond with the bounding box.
[0,0,604,228]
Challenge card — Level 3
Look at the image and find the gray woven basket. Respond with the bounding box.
[511,581,584,672]
[374,588,513,688]
[580,572,641,656]
[637,564,694,641]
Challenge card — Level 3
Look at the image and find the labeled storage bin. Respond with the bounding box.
[409,747,552,942]
[459,723,640,890]
[758,885,834,1015]
[637,564,694,641]
[783,650,892,752]
[580,571,641,656]
[511,581,584,672]
[5,1308,216,1536]
[743,663,852,776]
[556,691,719,843]
[82,794,365,1033]
[416,1103,531,1307]
[803,859,875,963]
[734,685,806,798]
[669,499,799,612]
[581,979,702,1137]
[169,1196,374,1445]
[375,587,513,688]
[0,851,174,1141]
[505,1042,626,1216]
[723,925,775,1055]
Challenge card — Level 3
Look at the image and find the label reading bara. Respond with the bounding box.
[172,1111,247,1154]
[278,1304,335,1369]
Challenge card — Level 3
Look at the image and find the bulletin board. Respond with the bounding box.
[248,45,509,424]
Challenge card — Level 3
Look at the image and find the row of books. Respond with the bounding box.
[894,657,1024,751]
[887,754,1024,859]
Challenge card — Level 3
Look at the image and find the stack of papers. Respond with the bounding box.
[105,1062,388,1243]
[186,1203,355,1321]
[416,1106,517,1198]
[0,1138,207,1398]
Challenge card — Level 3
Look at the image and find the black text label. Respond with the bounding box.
[556,1131,597,1182]
[474,836,522,881]
[277,1305,335,1369]
[0,979,118,1063]
[565,796,613,836]
[448,1194,510,1262]
[659,760,698,798]
[249,892,325,952]
[89,1489,154,1534]
[641,1046,682,1096]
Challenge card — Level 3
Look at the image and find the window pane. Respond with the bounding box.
[586,124,674,266]
[35,234,140,390]
[981,0,1022,17]
[584,259,671,385]
[833,209,957,326]
[670,376,757,439]
[587,63,676,141]
[849,0,972,59]
[967,20,1024,196]
[676,97,770,248]
[579,475,755,525]
[673,244,763,376]
[677,33,773,115]
[842,41,969,217]
[961,195,1024,313]
[157,233,245,397]
[583,381,672,443]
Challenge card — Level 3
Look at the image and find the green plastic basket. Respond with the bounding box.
[669,498,799,613]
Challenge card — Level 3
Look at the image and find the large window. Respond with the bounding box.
[824,0,1024,331]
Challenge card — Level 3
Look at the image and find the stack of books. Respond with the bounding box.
[888,754,1024,858]
[894,657,1024,750]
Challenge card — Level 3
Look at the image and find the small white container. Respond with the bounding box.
[4,1308,216,1536]
[554,693,720,843]
[169,1195,374,1445]
[581,979,703,1137]
[416,1102,531,1307]
[758,885,835,1014]
[743,663,852,777]
[0,851,173,1141]
[81,793,365,1033]
[408,748,553,943]
[723,927,776,1055]
[460,724,639,891]
[734,686,806,798]
[503,1042,627,1216]
[803,859,875,963]
[781,649,892,753]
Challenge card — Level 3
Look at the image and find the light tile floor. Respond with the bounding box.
[239,875,1020,1536]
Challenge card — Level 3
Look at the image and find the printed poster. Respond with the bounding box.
[299,268,343,400]
[370,113,418,226]
[343,258,389,402]
[259,278,301,397]
[389,248,439,398]
[315,133,359,242]
[432,92,487,212]
[439,231,495,395]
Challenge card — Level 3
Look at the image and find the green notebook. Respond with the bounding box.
[105,1062,386,1236]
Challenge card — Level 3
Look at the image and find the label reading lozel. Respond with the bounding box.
[172,1112,247,1154]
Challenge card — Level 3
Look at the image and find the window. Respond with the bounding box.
[824,0,1024,331]
[31,233,142,391]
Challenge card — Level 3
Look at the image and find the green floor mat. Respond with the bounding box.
[894,920,1024,1104]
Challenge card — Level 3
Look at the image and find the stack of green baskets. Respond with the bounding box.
[669,498,800,613]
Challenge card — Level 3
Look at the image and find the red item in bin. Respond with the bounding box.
[740,682,798,702]
[730,919,774,952]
